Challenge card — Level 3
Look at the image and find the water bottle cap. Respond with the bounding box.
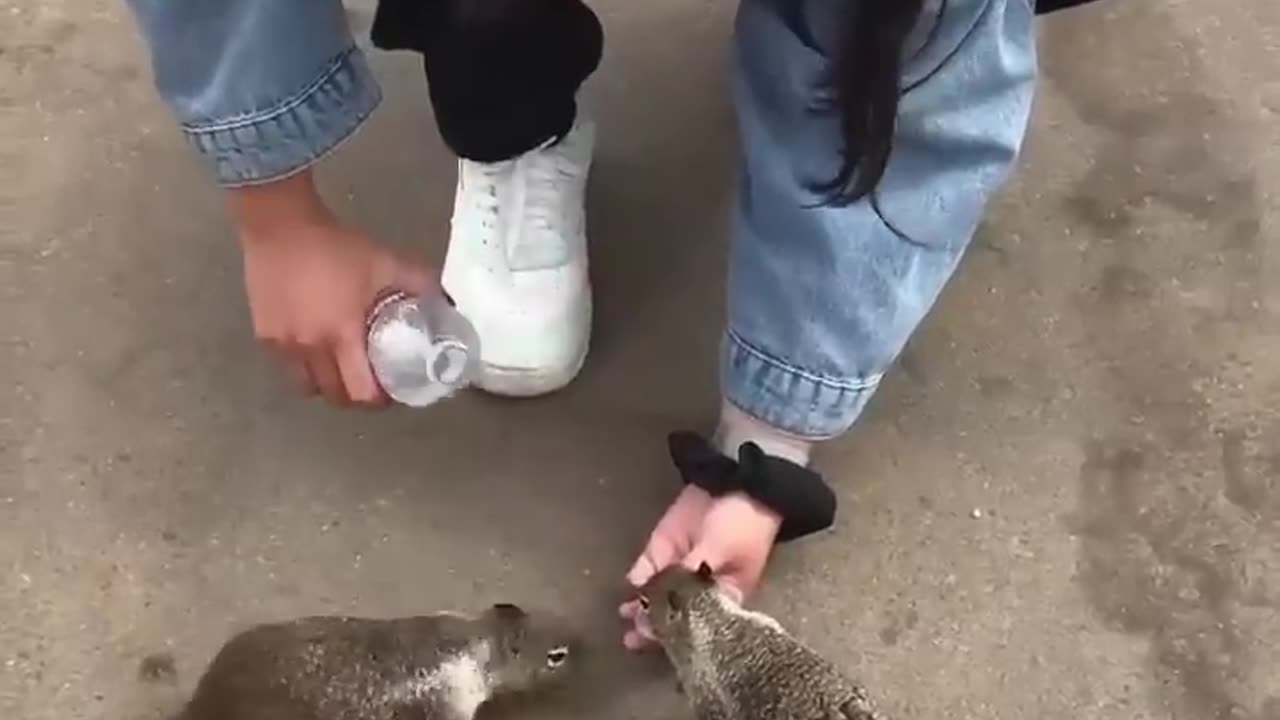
[425,339,470,386]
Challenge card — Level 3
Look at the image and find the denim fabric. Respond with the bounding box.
[723,0,1037,438]
[126,0,1037,441]
[125,0,381,187]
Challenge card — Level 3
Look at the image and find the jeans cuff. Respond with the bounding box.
[183,47,382,188]
[720,328,883,440]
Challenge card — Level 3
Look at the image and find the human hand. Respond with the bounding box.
[231,171,435,406]
[618,484,782,650]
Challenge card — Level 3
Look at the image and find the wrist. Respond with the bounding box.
[227,169,335,241]
[713,402,812,466]
[737,493,784,531]
[667,431,837,543]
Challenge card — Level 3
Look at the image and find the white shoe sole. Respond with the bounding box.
[473,292,592,398]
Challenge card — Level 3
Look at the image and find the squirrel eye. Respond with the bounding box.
[638,595,650,610]
[545,646,569,668]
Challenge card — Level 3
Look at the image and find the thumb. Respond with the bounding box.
[391,255,436,298]
[372,248,437,299]
[626,533,684,589]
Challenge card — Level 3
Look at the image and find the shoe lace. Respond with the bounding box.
[468,161,507,233]
[523,140,581,234]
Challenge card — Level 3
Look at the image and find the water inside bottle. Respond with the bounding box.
[366,291,480,408]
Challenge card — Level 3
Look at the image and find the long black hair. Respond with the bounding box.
[814,0,933,207]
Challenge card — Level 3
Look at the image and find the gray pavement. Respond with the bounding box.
[2,1,1279,719]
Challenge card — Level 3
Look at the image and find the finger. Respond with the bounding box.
[626,555,659,590]
[623,629,657,651]
[306,350,350,406]
[619,599,642,620]
[372,250,437,299]
[392,256,435,297]
[626,534,684,589]
[271,343,317,395]
[719,581,746,606]
[292,359,319,397]
[335,326,388,406]
[619,599,648,620]
[624,610,659,649]
[633,608,657,640]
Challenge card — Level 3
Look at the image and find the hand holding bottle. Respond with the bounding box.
[230,169,435,407]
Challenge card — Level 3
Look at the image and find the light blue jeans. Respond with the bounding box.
[125,0,1037,439]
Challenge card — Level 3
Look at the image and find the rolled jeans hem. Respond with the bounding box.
[184,47,382,188]
[720,328,883,440]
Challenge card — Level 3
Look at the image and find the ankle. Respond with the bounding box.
[713,402,813,466]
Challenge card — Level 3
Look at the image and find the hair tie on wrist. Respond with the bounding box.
[667,431,837,543]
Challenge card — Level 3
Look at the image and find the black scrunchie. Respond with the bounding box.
[666,431,837,543]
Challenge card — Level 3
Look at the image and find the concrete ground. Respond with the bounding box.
[3,0,1279,718]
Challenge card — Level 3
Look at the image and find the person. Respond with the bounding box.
[124,0,1097,649]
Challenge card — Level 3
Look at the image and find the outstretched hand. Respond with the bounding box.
[618,485,782,650]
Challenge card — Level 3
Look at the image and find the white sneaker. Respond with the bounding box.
[442,113,595,397]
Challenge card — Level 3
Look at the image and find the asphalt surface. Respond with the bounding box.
[2,1,1278,719]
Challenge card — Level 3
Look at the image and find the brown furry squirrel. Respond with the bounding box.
[636,564,885,720]
[170,603,577,720]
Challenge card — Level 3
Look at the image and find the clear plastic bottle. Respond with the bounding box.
[365,291,482,407]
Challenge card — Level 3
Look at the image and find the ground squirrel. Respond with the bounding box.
[636,564,885,720]
[171,603,577,720]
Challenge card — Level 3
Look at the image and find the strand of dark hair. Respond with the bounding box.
[813,0,936,208]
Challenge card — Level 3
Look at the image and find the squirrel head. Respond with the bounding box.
[478,603,579,695]
[635,562,719,644]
